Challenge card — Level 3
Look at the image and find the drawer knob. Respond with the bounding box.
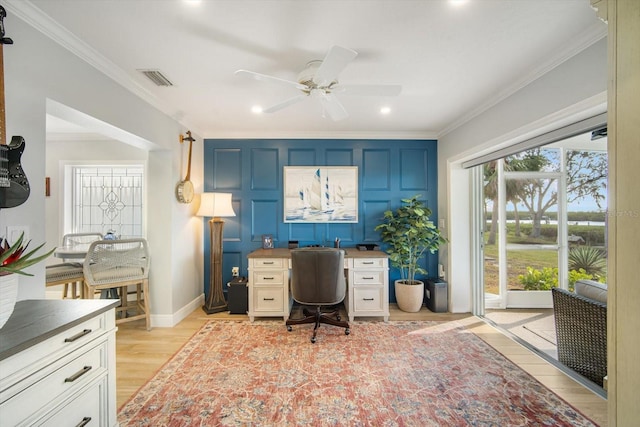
[65,365,92,383]
[64,329,92,343]
[264,277,274,280]
[363,298,375,301]
[363,276,374,280]
[263,298,275,301]
[75,417,92,427]
[263,261,274,265]
[362,261,374,265]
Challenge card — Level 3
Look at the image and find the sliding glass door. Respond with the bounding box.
[482,133,607,309]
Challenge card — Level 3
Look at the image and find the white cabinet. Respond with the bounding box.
[345,256,389,322]
[0,299,118,427]
[247,251,291,322]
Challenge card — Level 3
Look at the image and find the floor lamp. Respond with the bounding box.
[197,192,236,314]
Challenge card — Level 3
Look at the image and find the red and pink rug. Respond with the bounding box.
[119,320,598,426]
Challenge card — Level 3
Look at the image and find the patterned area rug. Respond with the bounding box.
[119,320,597,426]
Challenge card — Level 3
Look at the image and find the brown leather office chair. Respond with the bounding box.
[286,247,350,343]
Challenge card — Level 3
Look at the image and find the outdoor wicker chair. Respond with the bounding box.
[83,238,151,330]
[551,286,607,387]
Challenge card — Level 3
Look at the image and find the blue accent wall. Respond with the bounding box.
[203,139,438,303]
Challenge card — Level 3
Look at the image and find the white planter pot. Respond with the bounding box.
[395,279,424,312]
[0,274,19,329]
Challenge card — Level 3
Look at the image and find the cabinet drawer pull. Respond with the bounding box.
[75,417,92,427]
[263,277,274,280]
[363,298,375,301]
[362,261,374,264]
[263,261,274,264]
[65,366,92,383]
[263,298,275,301]
[64,329,92,343]
[362,276,374,280]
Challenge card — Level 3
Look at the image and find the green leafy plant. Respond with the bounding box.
[568,246,606,277]
[518,266,558,290]
[0,233,55,276]
[568,268,596,292]
[374,195,446,284]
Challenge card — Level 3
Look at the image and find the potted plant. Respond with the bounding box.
[374,195,446,312]
[1,233,55,328]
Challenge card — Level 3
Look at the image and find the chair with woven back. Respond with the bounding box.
[83,238,151,330]
[46,232,103,299]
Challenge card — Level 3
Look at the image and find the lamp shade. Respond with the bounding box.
[196,192,236,218]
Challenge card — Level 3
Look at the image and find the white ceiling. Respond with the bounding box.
[15,0,606,140]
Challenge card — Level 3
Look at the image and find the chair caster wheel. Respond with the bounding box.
[345,328,350,335]
[287,325,292,332]
[336,315,341,321]
[311,337,317,343]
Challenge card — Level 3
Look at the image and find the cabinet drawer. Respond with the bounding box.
[253,287,285,312]
[253,271,285,285]
[353,271,385,286]
[353,258,386,269]
[253,258,285,269]
[42,376,105,427]
[1,341,108,426]
[353,288,384,311]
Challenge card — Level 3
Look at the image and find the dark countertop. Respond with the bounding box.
[0,299,119,361]
[248,248,388,259]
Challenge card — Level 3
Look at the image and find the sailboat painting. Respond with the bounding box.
[284,166,358,223]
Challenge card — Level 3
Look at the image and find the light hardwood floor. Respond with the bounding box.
[116,305,607,426]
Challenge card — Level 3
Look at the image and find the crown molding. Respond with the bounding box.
[439,22,607,139]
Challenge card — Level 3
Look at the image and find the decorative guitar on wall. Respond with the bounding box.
[0,5,30,209]
[175,130,195,203]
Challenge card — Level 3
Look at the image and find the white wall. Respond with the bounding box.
[438,38,608,313]
[1,14,204,325]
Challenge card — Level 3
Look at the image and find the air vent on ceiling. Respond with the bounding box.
[139,69,173,87]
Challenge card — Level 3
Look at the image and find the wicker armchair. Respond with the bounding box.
[83,238,151,330]
[551,286,607,387]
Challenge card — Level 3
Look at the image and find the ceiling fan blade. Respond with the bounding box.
[334,84,402,97]
[313,46,358,87]
[319,93,349,121]
[235,69,306,90]
[263,94,308,113]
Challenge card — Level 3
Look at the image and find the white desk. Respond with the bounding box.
[247,248,389,322]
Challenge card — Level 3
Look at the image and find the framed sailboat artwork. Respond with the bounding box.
[283,166,358,223]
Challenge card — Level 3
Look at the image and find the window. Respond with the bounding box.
[66,165,144,237]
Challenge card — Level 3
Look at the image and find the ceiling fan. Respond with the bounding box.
[235,46,401,121]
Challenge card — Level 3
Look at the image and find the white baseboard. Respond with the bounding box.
[150,293,205,328]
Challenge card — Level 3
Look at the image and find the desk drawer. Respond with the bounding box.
[253,271,285,286]
[353,271,385,286]
[353,258,386,269]
[253,287,285,312]
[253,258,285,269]
[353,288,384,312]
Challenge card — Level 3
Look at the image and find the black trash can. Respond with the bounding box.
[227,277,248,314]
[425,279,448,313]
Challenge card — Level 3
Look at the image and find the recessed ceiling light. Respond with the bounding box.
[449,0,468,6]
[251,105,263,114]
[380,107,391,115]
[184,0,202,5]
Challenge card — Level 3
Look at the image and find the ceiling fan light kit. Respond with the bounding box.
[236,45,401,121]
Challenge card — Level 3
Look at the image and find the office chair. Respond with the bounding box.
[286,247,350,343]
[83,238,151,330]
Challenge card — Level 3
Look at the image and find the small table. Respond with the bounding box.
[53,244,91,260]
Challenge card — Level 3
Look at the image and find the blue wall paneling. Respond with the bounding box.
[202,139,438,303]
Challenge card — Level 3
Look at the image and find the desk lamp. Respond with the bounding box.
[196,192,236,314]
